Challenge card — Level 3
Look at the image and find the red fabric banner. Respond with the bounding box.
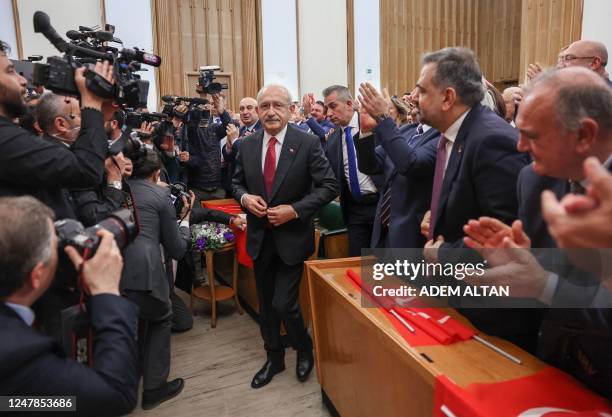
[345,269,475,347]
[201,201,253,268]
[434,367,612,417]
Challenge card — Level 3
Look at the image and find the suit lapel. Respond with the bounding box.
[247,131,266,198]
[269,128,302,201]
[433,108,476,228]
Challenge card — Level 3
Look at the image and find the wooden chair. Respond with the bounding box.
[190,242,243,328]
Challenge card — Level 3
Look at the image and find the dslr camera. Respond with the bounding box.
[169,182,192,218]
[31,11,161,108]
[196,65,227,95]
[55,209,138,257]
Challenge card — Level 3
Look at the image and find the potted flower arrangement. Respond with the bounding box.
[191,222,236,252]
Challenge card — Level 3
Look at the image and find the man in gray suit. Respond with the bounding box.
[121,149,194,409]
[233,84,338,388]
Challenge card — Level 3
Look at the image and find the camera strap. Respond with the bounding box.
[122,180,141,236]
[61,248,94,366]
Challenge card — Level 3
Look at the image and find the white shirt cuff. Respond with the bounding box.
[538,272,559,305]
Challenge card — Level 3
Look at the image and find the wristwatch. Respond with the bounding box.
[376,113,391,124]
[108,181,122,190]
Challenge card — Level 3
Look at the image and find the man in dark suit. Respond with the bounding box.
[0,196,138,416]
[221,97,262,194]
[354,87,439,248]
[232,84,338,388]
[301,93,335,147]
[362,48,531,345]
[463,67,612,397]
[323,85,381,256]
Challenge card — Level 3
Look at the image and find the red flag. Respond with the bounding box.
[434,367,612,417]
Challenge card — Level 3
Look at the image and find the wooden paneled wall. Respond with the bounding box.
[153,0,261,109]
[519,0,583,83]
[380,0,583,93]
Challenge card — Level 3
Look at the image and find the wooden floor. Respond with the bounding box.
[129,290,332,417]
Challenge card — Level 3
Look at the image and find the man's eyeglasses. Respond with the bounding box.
[557,54,596,63]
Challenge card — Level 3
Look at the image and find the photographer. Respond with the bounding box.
[0,196,138,416]
[0,41,113,208]
[185,93,231,202]
[121,147,193,410]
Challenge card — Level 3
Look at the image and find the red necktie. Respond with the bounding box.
[263,136,277,196]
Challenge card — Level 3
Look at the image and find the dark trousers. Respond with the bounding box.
[124,291,172,391]
[347,222,374,257]
[253,233,312,363]
[191,186,226,203]
[345,193,377,257]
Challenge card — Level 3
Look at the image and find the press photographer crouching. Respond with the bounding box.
[121,147,194,409]
[0,196,138,416]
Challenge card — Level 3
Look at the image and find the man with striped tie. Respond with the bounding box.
[355,86,439,248]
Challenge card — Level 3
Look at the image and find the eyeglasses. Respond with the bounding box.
[557,55,596,63]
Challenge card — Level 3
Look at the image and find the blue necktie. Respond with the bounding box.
[407,124,424,147]
[344,126,362,200]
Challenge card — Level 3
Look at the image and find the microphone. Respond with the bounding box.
[122,48,161,67]
[33,11,69,53]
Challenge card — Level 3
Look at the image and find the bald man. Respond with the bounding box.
[222,97,262,194]
[557,39,612,87]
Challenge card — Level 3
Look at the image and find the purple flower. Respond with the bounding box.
[224,232,235,242]
[195,237,207,251]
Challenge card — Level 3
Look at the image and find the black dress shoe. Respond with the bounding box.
[142,378,185,410]
[296,350,314,382]
[251,360,285,389]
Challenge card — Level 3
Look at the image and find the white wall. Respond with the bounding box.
[105,0,158,110]
[354,0,380,94]
[261,0,299,100]
[581,0,612,74]
[0,0,19,59]
[16,0,102,60]
[297,0,347,99]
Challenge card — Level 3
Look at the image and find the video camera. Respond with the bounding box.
[169,182,192,218]
[161,95,208,119]
[125,111,167,130]
[31,11,161,108]
[55,208,137,257]
[196,65,227,95]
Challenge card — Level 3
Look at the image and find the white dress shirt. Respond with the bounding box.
[342,112,377,194]
[441,110,470,173]
[262,125,287,171]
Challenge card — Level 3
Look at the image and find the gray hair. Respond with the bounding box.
[526,67,612,134]
[256,84,292,105]
[0,196,54,297]
[422,47,485,107]
[322,85,353,102]
[36,92,68,134]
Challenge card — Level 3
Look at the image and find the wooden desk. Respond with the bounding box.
[306,257,545,417]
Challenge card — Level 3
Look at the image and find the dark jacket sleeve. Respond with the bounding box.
[291,138,339,219]
[354,133,385,176]
[19,295,139,416]
[70,186,128,227]
[190,206,232,224]
[214,111,232,139]
[159,190,191,260]
[222,138,241,163]
[375,118,436,178]
[0,109,107,188]
[232,146,250,205]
